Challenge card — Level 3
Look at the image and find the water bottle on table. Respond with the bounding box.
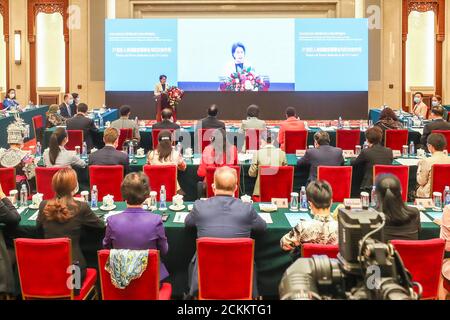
[99,115,104,128]
[20,185,28,208]
[91,185,98,209]
[445,186,450,206]
[370,186,377,207]
[36,142,42,157]
[409,141,415,157]
[82,142,88,159]
[159,185,167,211]
[300,186,308,212]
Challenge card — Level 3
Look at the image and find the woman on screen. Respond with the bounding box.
[224,42,255,75]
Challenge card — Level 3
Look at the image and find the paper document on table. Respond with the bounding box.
[28,212,38,221]
[173,212,189,224]
[17,207,27,215]
[395,158,420,167]
[420,212,432,223]
[410,128,423,135]
[258,212,273,224]
[426,211,443,220]
[192,158,201,165]
[103,211,123,222]
[284,212,312,227]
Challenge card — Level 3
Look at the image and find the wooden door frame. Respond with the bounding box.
[0,0,9,91]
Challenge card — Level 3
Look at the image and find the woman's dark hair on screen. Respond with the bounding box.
[231,42,246,58]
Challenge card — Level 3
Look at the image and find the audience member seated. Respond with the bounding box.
[66,103,99,152]
[375,107,403,144]
[152,108,180,130]
[438,205,450,252]
[196,104,226,130]
[43,128,86,169]
[420,105,450,150]
[432,95,448,121]
[249,131,286,197]
[147,130,186,193]
[0,117,36,191]
[185,166,267,297]
[2,89,21,111]
[351,127,393,193]
[417,133,450,198]
[197,128,238,178]
[103,172,169,281]
[45,104,66,128]
[110,105,141,141]
[412,91,428,119]
[280,180,338,252]
[88,127,129,174]
[240,104,266,132]
[0,183,21,296]
[375,174,420,242]
[297,130,344,183]
[37,168,105,282]
[278,107,306,151]
[59,93,76,119]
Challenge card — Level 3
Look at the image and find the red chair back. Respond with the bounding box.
[197,238,254,300]
[117,128,133,151]
[205,166,241,198]
[336,129,360,151]
[245,129,263,151]
[36,167,63,200]
[391,239,445,299]
[317,166,352,202]
[259,166,294,202]
[0,102,3,110]
[152,129,175,150]
[385,129,408,151]
[89,165,124,201]
[284,130,308,154]
[32,115,44,143]
[15,238,73,299]
[197,128,215,153]
[302,243,339,258]
[143,165,177,202]
[431,164,450,197]
[65,130,84,151]
[0,167,16,194]
[432,130,450,152]
[373,165,409,202]
[98,250,167,300]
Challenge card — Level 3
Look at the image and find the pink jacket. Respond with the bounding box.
[440,205,450,252]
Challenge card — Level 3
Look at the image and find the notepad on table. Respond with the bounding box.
[419,212,432,223]
[395,158,420,167]
[192,158,201,165]
[426,211,443,221]
[284,212,312,227]
[28,212,39,221]
[173,212,189,224]
[258,212,273,224]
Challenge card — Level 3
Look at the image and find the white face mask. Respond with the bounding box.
[432,101,439,107]
[68,99,74,105]
[414,97,421,104]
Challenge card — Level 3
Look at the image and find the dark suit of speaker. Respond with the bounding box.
[88,146,130,174]
[66,114,98,151]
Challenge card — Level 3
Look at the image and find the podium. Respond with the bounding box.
[155,93,175,122]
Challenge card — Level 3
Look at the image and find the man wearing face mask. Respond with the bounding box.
[420,105,450,151]
[412,92,429,119]
[2,89,21,111]
[59,93,77,119]
[431,95,447,120]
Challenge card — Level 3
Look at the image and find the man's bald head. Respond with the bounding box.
[213,166,238,195]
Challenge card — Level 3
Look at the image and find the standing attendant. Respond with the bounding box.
[154,75,171,122]
[59,94,76,119]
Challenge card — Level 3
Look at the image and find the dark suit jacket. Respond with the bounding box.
[297,145,344,182]
[350,144,393,191]
[88,146,130,174]
[152,120,180,130]
[198,116,226,130]
[59,103,77,119]
[66,114,99,151]
[185,195,267,296]
[420,118,450,148]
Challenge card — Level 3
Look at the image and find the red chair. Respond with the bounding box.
[391,239,445,299]
[0,167,16,194]
[259,166,294,202]
[373,165,409,202]
[65,130,84,151]
[284,130,308,154]
[0,102,3,110]
[245,129,264,151]
[431,164,450,198]
[197,128,215,154]
[336,129,360,151]
[36,167,63,200]
[89,165,124,201]
[97,249,172,300]
[32,115,44,144]
[152,129,175,150]
[117,128,133,151]
[14,238,97,300]
[317,166,352,202]
[432,130,450,152]
[197,238,254,300]
[143,165,177,202]
[205,166,241,198]
[302,243,339,258]
[385,129,408,151]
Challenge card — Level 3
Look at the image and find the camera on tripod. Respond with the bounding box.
[279,208,421,300]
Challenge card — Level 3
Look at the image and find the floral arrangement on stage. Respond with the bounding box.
[167,86,184,108]
[220,68,269,92]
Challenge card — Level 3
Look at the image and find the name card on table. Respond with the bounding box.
[414,198,434,209]
[343,198,362,209]
[392,150,402,158]
[258,212,273,224]
[272,198,289,209]
[173,212,190,224]
[343,150,356,158]
[296,150,306,157]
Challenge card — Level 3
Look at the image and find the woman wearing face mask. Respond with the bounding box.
[37,168,105,284]
[431,95,447,120]
[2,89,21,111]
[45,104,66,128]
[412,92,429,119]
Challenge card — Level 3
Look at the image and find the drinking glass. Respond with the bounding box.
[360,192,370,209]
[433,192,443,211]
[290,192,299,212]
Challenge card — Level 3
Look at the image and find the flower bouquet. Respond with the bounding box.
[220,68,269,92]
[167,86,184,108]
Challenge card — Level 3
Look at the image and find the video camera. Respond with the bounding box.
[279,208,421,300]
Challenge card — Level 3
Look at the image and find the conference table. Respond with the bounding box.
[10,201,441,299]
[0,106,49,148]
